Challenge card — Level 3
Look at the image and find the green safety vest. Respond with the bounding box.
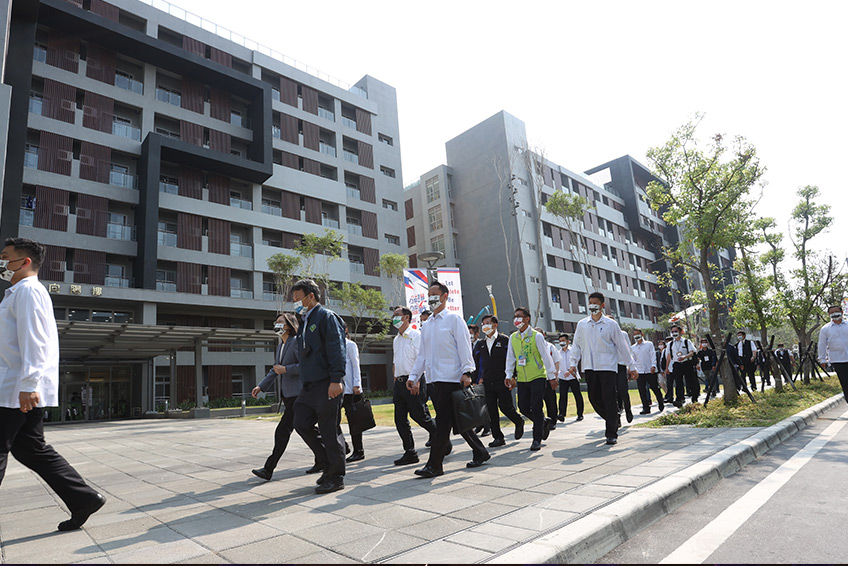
[510,329,547,383]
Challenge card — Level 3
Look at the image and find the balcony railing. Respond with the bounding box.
[347,224,362,236]
[343,150,358,165]
[24,149,38,169]
[107,223,135,241]
[271,88,280,102]
[112,121,142,141]
[272,125,281,139]
[156,281,177,292]
[159,181,178,194]
[318,107,334,121]
[157,231,177,247]
[105,276,131,288]
[342,116,356,129]
[230,243,253,258]
[346,186,360,200]
[350,262,365,274]
[114,75,143,94]
[33,46,46,63]
[261,204,282,216]
[322,217,339,229]
[155,88,181,106]
[230,197,253,210]
[109,171,138,189]
[19,209,34,226]
[319,143,336,157]
[230,289,254,299]
[263,291,279,302]
[29,97,43,115]
[231,114,251,128]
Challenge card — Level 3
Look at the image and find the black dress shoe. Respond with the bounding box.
[414,465,443,478]
[542,418,552,440]
[639,409,650,415]
[658,401,665,411]
[425,438,432,447]
[605,437,618,445]
[316,473,327,485]
[530,440,542,451]
[557,414,565,422]
[549,421,557,431]
[488,437,506,448]
[345,442,351,455]
[346,450,365,463]
[576,415,584,421]
[444,442,453,456]
[305,463,324,474]
[514,420,525,440]
[57,493,106,532]
[315,478,344,494]
[625,408,633,423]
[394,450,419,466]
[480,428,491,437]
[252,468,272,481]
[466,451,491,468]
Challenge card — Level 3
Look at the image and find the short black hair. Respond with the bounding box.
[670,324,683,332]
[468,324,479,332]
[429,280,449,295]
[3,237,45,270]
[828,305,843,313]
[481,315,498,325]
[737,330,746,335]
[394,306,412,319]
[291,278,321,302]
[559,333,570,340]
[588,291,605,303]
[514,307,531,319]
[421,309,431,316]
[633,328,643,334]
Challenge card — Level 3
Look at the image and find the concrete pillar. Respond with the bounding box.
[169,349,176,408]
[195,337,204,408]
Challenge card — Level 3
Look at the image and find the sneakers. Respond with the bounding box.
[394,450,419,466]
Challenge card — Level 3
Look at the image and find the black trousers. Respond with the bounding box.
[393,378,436,452]
[483,379,522,441]
[339,393,364,453]
[585,370,619,439]
[264,395,298,471]
[294,379,345,481]
[671,362,699,403]
[637,373,663,411]
[425,381,487,472]
[544,383,558,421]
[558,378,584,418]
[516,378,547,442]
[741,362,757,390]
[833,362,848,399]
[616,365,631,413]
[0,407,99,512]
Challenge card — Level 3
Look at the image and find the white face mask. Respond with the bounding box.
[273,324,286,336]
[428,294,442,308]
[634,335,643,342]
[293,300,305,314]
[559,342,568,349]
[392,317,404,328]
[482,324,494,335]
[831,312,843,320]
[672,332,680,338]
[588,304,601,314]
[513,317,524,328]
[0,259,21,282]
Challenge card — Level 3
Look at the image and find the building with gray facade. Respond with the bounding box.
[0,0,406,421]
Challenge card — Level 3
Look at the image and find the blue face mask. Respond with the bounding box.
[294,300,305,314]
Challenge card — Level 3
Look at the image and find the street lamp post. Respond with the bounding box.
[418,251,444,288]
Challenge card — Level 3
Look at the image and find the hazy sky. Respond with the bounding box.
[165,0,845,263]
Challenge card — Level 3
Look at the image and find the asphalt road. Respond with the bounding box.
[598,398,848,564]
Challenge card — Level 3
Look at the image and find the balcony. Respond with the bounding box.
[105,276,131,288]
[109,170,137,189]
[322,217,339,229]
[28,97,43,115]
[230,243,253,258]
[272,125,281,139]
[33,46,46,63]
[343,150,358,165]
[230,197,253,210]
[261,204,282,217]
[231,113,251,128]
[157,231,177,247]
[346,186,360,200]
[19,209,34,227]
[155,88,181,106]
[24,148,38,169]
[263,291,279,302]
[107,222,135,241]
[271,88,280,102]
[350,262,365,274]
[114,74,143,94]
[156,281,176,292]
[347,224,362,236]
[230,289,254,299]
[342,116,356,129]
[319,143,336,157]
[112,121,142,141]
[318,107,335,121]
[159,181,178,195]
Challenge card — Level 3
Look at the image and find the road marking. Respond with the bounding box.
[660,408,848,564]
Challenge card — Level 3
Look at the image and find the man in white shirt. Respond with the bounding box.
[340,324,365,462]
[0,238,105,531]
[557,334,584,422]
[666,324,698,407]
[391,306,436,466]
[819,305,848,398]
[632,329,663,414]
[408,281,490,477]
[535,327,561,431]
[734,330,758,391]
[569,292,637,445]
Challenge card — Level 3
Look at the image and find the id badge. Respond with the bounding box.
[518,355,527,367]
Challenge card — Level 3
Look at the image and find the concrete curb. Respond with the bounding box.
[487,393,845,564]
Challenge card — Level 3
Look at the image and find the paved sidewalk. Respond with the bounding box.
[0,396,842,564]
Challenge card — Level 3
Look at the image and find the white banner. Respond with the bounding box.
[403,268,463,330]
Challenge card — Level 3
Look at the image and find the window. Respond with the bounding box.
[527,242,537,251]
[159,175,178,194]
[155,86,181,106]
[425,176,440,203]
[231,110,244,127]
[230,234,252,257]
[378,133,394,146]
[430,234,445,255]
[551,288,560,303]
[614,274,622,293]
[115,70,143,94]
[385,234,400,245]
[157,221,177,247]
[112,116,141,141]
[155,126,180,140]
[428,205,443,231]
[156,269,176,292]
[105,264,128,287]
[230,190,252,210]
[24,144,39,168]
[107,213,133,241]
[33,42,47,62]
[110,164,134,189]
[20,195,35,227]
[529,276,539,284]
[261,197,281,216]
[382,199,398,211]
[29,92,43,115]
[347,216,362,236]
[380,166,396,178]
[601,244,610,262]
[576,292,586,314]
[345,183,361,200]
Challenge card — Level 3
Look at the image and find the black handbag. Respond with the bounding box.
[345,397,376,435]
[451,384,488,435]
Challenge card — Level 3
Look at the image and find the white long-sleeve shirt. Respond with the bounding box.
[343,339,362,394]
[504,327,557,381]
[0,276,59,408]
[559,346,580,380]
[410,310,475,384]
[392,326,420,376]
[631,341,657,374]
[818,320,848,364]
[737,339,758,359]
[569,315,636,373]
[668,337,696,371]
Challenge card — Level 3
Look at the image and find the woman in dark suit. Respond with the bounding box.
[251,313,303,480]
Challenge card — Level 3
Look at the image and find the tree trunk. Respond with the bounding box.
[702,250,738,402]
[797,333,811,384]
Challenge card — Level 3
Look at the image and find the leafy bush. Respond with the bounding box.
[207,396,278,409]
[364,389,392,400]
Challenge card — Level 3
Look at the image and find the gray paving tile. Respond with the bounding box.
[385,539,494,564]
[492,506,578,532]
[108,538,209,564]
[396,515,476,540]
[219,534,324,563]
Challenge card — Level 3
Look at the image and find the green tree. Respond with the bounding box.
[543,189,594,292]
[646,114,765,402]
[378,252,408,308]
[266,253,300,313]
[331,281,390,353]
[295,229,343,294]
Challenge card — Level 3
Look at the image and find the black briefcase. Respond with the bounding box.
[451,384,488,435]
[345,398,376,435]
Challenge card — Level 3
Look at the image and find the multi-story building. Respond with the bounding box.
[407,111,685,335]
[0,0,405,420]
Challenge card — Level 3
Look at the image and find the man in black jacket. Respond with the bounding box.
[775,343,793,378]
[733,331,758,391]
[291,279,347,494]
[473,315,524,447]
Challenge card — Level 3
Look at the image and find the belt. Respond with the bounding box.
[395,375,409,382]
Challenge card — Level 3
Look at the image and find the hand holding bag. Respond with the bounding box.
[345,397,376,435]
[451,383,488,435]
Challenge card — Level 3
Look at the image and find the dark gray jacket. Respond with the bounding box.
[258,337,301,398]
[297,305,346,384]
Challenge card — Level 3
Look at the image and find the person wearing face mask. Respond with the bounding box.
[535,327,561,431]
[557,334,584,422]
[696,337,717,397]
[732,330,758,391]
[408,281,490,477]
[339,324,365,462]
[252,313,305,481]
[775,343,793,378]
[606,314,636,424]
[290,279,348,495]
[468,324,490,437]
[569,292,638,446]
[631,330,662,415]
[390,306,436,466]
[665,325,698,407]
[505,308,558,451]
[0,238,106,532]
[472,315,524,447]
[818,305,848,398]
